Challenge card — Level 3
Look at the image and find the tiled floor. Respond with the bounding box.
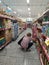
[0,28,41,65]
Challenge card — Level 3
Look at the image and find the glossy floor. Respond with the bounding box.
[0,28,41,65]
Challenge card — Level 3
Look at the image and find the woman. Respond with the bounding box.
[21,33,33,51]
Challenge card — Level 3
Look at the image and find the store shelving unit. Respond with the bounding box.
[0,14,15,49]
[32,9,49,65]
[0,14,15,20]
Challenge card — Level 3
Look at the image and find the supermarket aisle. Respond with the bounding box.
[0,28,41,65]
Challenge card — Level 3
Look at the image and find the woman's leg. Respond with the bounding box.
[18,37,23,45]
[27,41,33,50]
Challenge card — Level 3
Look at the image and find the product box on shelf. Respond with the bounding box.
[4,19,12,29]
[11,21,18,40]
[0,19,5,29]
[5,30,12,42]
[0,37,6,46]
[45,37,49,48]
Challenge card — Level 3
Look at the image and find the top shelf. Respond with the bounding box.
[42,22,49,25]
[33,9,49,23]
[0,14,15,20]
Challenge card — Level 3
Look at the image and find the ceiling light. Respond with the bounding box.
[13,11,16,14]
[28,8,30,11]
[27,0,29,4]
[7,7,12,10]
[0,0,1,3]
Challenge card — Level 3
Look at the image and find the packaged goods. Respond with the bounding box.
[0,37,6,46]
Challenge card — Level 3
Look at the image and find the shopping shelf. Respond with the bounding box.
[0,40,11,50]
[0,14,15,20]
[0,28,11,31]
[40,42,49,61]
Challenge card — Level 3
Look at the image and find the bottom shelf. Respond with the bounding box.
[40,54,44,65]
[36,47,44,65]
[0,40,11,50]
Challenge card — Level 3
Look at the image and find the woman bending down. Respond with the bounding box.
[21,33,33,51]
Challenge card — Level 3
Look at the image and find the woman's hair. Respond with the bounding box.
[27,33,31,37]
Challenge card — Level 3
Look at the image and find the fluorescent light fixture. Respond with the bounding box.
[0,0,1,3]
[7,7,12,10]
[28,8,30,11]
[27,0,29,4]
[13,11,16,14]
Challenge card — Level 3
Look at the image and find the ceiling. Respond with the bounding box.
[0,0,49,20]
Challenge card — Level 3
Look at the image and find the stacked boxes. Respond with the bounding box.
[11,20,18,40]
